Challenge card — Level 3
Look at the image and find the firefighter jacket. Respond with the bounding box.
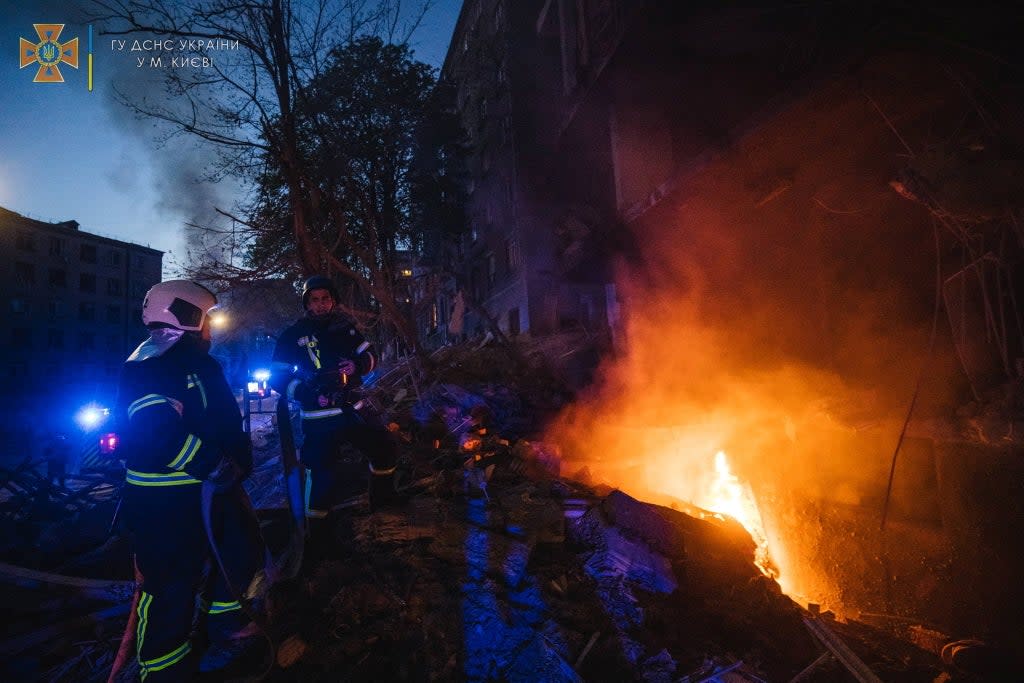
[116,330,251,488]
[270,311,377,420]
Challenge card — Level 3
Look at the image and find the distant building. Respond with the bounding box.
[0,206,162,444]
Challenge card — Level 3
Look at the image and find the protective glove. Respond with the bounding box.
[207,457,245,492]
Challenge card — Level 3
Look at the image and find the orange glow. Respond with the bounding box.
[542,86,962,617]
[693,451,775,578]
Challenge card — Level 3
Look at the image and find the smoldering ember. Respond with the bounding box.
[2,1,1023,682]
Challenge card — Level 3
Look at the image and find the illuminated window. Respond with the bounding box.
[401,269,413,277]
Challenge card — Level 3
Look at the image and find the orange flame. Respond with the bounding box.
[693,451,776,578]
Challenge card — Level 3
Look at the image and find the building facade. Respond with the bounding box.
[442,0,619,342]
[0,206,163,451]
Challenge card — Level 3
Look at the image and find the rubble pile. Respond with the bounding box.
[0,339,961,681]
[253,470,946,682]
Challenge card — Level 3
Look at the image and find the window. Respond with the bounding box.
[487,253,496,287]
[16,232,34,251]
[505,238,521,271]
[80,243,97,263]
[12,328,30,345]
[494,1,504,31]
[80,273,96,293]
[78,332,95,351]
[508,308,520,336]
[79,301,96,322]
[15,261,34,285]
[106,305,121,323]
[48,300,65,319]
[132,281,148,298]
[49,236,64,256]
[105,250,122,267]
[107,278,122,295]
[430,302,439,332]
[49,268,67,287]
[48,329,64,349]
[11,298,28,315]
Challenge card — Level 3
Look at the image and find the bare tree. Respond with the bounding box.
[87,0,433,280]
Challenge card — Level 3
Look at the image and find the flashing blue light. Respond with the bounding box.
[76,404,109,430]
[253,369,271,382]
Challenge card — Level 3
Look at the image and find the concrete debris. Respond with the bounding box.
[0,340,966,681]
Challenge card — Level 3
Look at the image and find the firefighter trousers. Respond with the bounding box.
[300,410,397,518]
[124,484,261,681]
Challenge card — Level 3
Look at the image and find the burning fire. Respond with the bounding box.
[693,451,776,579]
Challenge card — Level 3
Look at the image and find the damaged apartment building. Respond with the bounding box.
[441,0,1021,378]
[445,0,1023,643]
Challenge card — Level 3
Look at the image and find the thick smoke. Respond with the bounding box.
[545,57,966,606]
[92,6,247,270]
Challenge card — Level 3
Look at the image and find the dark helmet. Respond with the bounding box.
[301,275,338,309]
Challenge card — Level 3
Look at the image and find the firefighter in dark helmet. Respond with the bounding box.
[270,275,398,525]
[115,280,263,681]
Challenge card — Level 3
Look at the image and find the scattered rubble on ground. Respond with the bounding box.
[0,338,989,681]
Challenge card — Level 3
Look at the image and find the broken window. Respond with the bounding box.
[505,238,521,272]
[508,307,520,335]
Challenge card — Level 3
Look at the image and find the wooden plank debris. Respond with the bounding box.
[802,616,883,683]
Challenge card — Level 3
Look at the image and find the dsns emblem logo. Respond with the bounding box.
[19,24,79,83]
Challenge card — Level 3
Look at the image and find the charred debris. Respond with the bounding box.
[0,334,1006,682]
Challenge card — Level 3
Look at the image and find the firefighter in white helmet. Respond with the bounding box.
[114,280,263,680]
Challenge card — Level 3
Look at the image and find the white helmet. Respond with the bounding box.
[141,280,217,332]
